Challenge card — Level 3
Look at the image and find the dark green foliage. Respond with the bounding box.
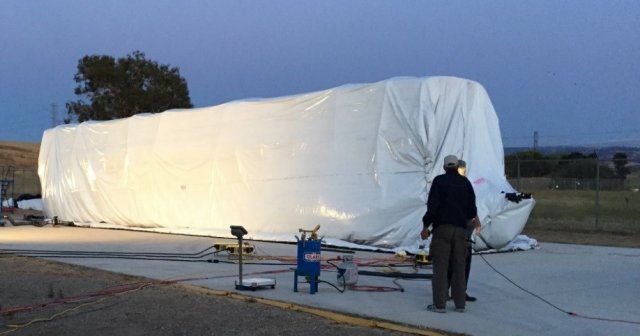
[505,151,553,177]
[65,51,192,123]
[613,152,630,179]
[553,152,614,179]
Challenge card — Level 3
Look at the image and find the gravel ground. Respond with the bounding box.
[0,255,445,336]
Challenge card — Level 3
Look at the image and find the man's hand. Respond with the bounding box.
[473,216,481,235]
[420,227,430,240]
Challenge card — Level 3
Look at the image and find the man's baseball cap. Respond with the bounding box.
[444,155,459,168]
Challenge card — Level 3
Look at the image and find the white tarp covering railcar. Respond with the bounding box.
[38,76,534,251]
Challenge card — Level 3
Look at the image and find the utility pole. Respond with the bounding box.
[515,152,521,190]
[51,103,58,127]
[533,131,539,152]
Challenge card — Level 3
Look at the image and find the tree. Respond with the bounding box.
[65,51,193,123]
[553,151,615,179]
[505,151,553,177]
[612,152,630,179]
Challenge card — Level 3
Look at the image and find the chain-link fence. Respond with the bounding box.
[0,166,41,204]
[506,157,640,234]
[4,157,640,235]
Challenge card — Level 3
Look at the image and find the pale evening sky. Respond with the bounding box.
[1,0,639,147]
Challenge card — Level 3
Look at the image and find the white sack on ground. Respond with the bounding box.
[2,198,44,211]
[1,199,12,208]
[17,199,44,211]
[38,76,534,250]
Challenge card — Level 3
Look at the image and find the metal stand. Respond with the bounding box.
[230,225,276,291]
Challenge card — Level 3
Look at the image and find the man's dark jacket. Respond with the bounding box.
[423,169,477,229]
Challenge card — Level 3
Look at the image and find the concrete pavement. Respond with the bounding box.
[1,225,639,336]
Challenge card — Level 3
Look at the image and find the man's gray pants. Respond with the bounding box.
[430,224,467,309]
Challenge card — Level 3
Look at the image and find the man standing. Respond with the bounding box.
[421,155,477,313]
[449,159,480,302]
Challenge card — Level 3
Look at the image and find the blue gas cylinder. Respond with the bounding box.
[293,234,322,294]
[297,236,321,276]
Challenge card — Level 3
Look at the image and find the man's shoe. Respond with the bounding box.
[427,304,446,313]
[449,293,476,301]
[455,307,465,313]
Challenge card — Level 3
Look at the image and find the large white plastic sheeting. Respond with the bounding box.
[38,76,534,251]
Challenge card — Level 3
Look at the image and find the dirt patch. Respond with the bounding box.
[0,255,440,336]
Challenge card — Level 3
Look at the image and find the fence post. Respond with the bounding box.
[517,156,521,190]
[595,157,600,231]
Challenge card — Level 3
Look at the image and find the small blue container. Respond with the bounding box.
[293,235,322,294]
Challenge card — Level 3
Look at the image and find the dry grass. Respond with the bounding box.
[528,190,640,234]
[0,141,40,168]
[0,141,41,196]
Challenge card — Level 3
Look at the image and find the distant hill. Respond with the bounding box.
[504,146,640,164]
[0,141,40,169]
